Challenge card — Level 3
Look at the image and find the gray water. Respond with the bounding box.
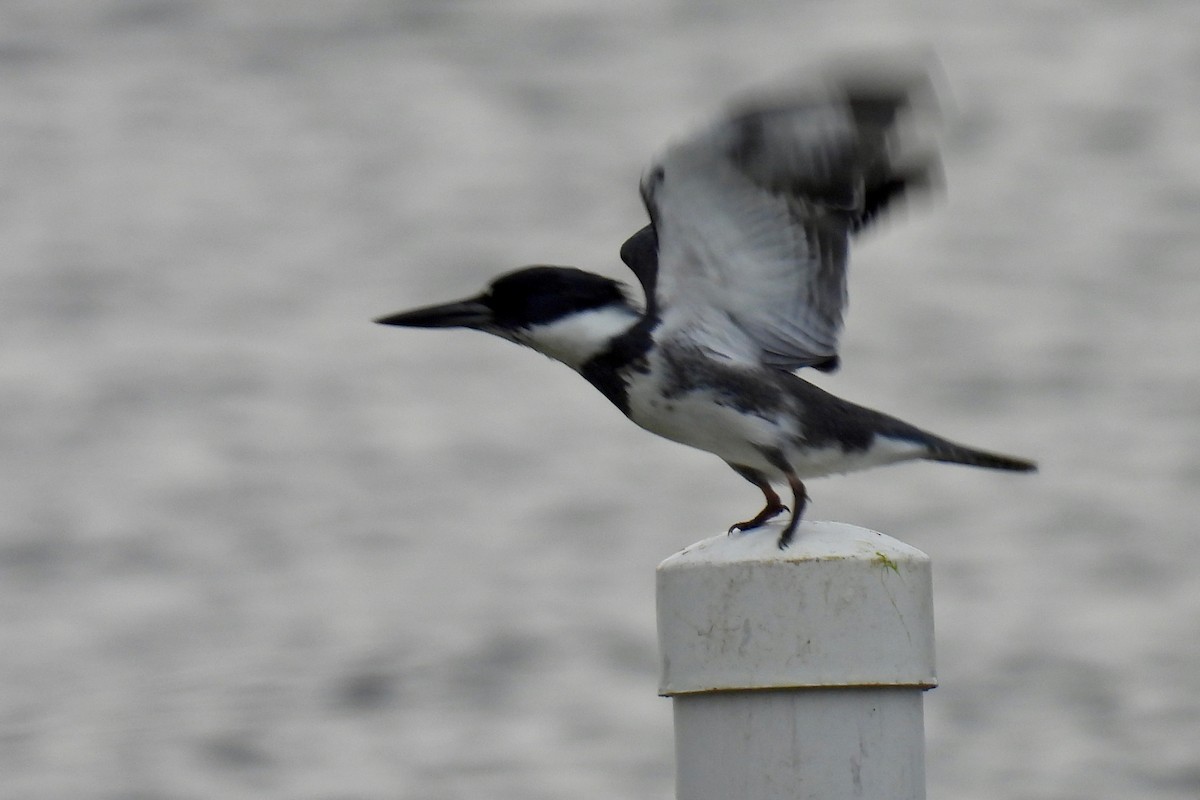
[3,2,1199,798]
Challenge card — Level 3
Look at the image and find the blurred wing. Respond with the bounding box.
[639,68,939,370]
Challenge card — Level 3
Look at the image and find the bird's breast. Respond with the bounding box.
[621,350,791,471]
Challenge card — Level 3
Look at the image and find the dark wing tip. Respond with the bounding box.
[723,58,943,229]
[852,155,943,234]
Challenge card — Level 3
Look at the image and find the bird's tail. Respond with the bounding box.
[923,439,1038,473]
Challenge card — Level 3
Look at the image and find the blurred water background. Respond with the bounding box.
[3,1,1199,798]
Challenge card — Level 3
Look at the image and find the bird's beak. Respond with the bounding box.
[374,296,492,329]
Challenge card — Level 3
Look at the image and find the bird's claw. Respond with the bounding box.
[727,504,789,535]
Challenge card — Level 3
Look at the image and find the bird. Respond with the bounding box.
[376,65,1036,549]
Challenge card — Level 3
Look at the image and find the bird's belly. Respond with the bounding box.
[624,370,928,479]
[786,435,925,478]
[625,377,785,471]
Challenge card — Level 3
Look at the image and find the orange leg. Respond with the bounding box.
[726,464,789,533]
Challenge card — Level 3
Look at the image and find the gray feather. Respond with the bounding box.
[641,67,940,371]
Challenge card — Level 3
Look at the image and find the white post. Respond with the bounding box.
[656,521,936,800]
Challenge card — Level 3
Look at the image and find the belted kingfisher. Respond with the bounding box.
[377,67,1036,548]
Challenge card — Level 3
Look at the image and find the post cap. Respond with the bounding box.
[656,521,937,695]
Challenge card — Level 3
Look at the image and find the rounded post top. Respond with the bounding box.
[658,520,930,569]
[656,521,937,695]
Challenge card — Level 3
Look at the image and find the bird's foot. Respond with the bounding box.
[775,476,808,550]
[776,510,801,550]
[727,503,788,535]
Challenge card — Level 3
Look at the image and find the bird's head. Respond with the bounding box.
[376,266,641,370]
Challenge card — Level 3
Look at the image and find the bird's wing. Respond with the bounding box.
[635,68,939,371]
[619,223,659,315]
